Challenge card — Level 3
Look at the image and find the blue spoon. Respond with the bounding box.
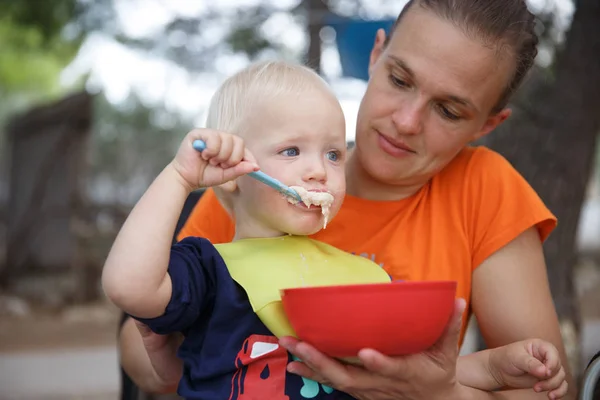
[192,139,302,203]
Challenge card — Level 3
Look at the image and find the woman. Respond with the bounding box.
[119,0,574,398]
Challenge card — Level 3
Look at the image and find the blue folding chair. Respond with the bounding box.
[581,351,600,400]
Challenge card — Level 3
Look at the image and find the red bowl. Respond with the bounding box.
[281,280,457,358]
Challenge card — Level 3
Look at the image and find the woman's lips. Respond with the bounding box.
[377,132,416,157]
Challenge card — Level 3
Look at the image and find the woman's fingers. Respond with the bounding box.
[286,359,328,383]
[280,337,350,385]
[359,348,422,381]
[431,298,466,359]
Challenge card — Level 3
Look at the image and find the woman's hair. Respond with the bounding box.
[386,0,539,113]
[205,60,332,135]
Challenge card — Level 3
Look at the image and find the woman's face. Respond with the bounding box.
[354,7,515,189]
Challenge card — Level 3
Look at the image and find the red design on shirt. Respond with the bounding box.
[229,334,290,400]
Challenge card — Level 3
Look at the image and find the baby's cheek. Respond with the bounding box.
[328,193,345,218]
[331,181,346,200]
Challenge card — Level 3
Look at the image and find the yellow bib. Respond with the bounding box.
[215,236,391,338]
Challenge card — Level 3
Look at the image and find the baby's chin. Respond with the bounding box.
[279,217,331,236]
[281,210,340,236]
[283,225,324,237]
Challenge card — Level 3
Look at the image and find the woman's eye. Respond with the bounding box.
[389,74,409,89]
[438,104,461,121]
[326,150,341,162]
[280,147,299,157]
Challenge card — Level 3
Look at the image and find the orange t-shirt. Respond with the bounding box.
[177,146,556,344]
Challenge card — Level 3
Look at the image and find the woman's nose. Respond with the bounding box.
[391,101,424,136]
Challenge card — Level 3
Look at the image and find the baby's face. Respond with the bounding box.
[234,87,347,238]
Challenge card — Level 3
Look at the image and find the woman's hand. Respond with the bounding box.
[280,298,467,400]
[134,320,184,392]
[119,317,183,394]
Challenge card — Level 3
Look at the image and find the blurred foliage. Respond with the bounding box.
[0,0,84,96]
[88,93,194,204]
[0,0,79,40]
[3,0,597,207]
[227,26,271,58]
[0,18,77,95]
[0,0,85,174]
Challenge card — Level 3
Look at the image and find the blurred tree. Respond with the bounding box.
[56,0,361,203]
[88,93,194,206]
[485,0,600,376]
[0,0,87,158]
[0,0,84,97]
[305,0,331,73]
[0,0,78,39]
[76,0,382,74]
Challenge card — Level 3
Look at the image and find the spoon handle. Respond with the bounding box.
[192,139,302,202]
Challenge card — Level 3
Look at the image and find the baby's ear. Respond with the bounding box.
[213,182,236,216]
[218,180,237,194]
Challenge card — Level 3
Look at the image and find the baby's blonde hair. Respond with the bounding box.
[205,60,333,135]
[205,61,337,216]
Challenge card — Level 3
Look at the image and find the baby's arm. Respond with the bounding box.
[457,349,499,391]
[457,339,568,398]
[101,163,190,318]
[101,129,258,319]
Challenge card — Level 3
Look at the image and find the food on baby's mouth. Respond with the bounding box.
[288,186,334,228]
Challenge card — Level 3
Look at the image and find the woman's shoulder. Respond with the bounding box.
[437,145,541,204]
[435,145,527,196]
[435,145,556,253]
[442,145,514,178]
[177,188,235,244]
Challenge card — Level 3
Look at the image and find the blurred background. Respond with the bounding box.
[0,0,599,398]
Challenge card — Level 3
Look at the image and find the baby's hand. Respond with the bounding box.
[171,129,259,190]
[488,338,568,399]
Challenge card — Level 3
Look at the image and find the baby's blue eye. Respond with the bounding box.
[326,151,340,162]
[280,147,299,157]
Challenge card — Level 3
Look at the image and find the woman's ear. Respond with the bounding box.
[368,29,387,77]
[473,108,512,141]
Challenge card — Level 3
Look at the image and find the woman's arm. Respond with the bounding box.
[280,299,561,400]
[278,229,575,400]
[119,316,183,394]
[117,226,575,399]
[471,227,575,399]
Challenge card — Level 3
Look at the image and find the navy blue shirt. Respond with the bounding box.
[134,237,355,400]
